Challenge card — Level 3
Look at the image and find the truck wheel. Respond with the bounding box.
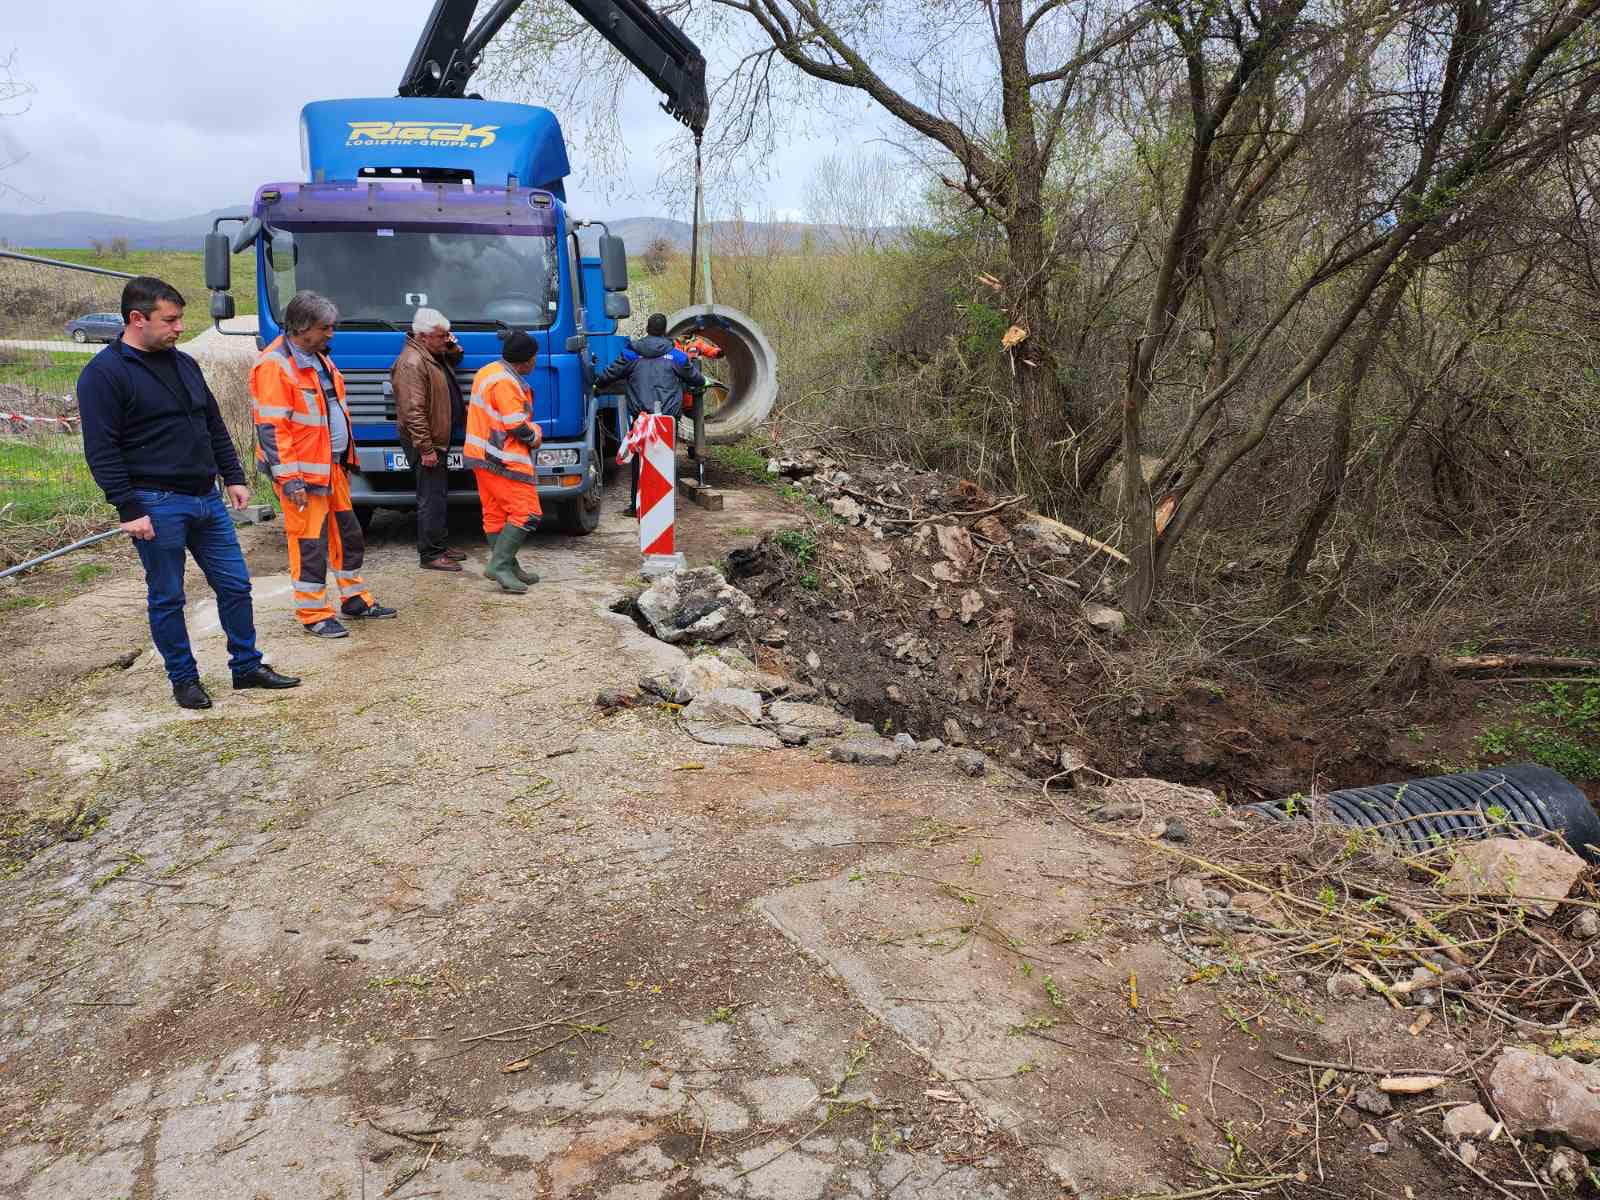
[554,456,603,535]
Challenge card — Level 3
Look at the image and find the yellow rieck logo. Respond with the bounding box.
[345,121,499,149]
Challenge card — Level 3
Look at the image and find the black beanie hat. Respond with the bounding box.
[502,331,537,363]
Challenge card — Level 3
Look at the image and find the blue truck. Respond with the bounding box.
[201,0,710,534]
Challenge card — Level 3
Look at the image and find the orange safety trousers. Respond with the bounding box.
[277,464,374,625]
[473,468,542,535]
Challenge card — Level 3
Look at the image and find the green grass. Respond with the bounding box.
[1476,680,1600,779]
[708,439,772,481]
[0,349,83,389]
[17,247,259,341]
[0,437,110,525]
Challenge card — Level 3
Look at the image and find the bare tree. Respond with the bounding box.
[1115,0,1600,612]
[0,50,35,200]
[803,152,907,251]
[486,0,1151,465]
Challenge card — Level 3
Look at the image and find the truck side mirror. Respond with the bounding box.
[598,234,628,292]
[230,217,263,255]
[203,232,231,291]
[211,292,236,321]
[604,294,631,320]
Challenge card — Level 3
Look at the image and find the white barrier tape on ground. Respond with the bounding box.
[1,411,79,430]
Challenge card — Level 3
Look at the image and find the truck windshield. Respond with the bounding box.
[264,227,561,329]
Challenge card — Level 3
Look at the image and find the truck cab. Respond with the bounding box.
[209,97,633,534]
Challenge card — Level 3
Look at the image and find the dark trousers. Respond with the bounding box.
[130,487,262,685]
[630,455,641,513]
[405,440,450,561]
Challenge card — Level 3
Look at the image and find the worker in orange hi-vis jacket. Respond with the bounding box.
[251,290,397,639]
[675,332,722,413]
[465,331,543,594]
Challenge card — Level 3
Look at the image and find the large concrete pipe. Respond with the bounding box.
[666,304,777,444]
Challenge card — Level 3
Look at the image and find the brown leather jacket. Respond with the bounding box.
[391,335,454,455]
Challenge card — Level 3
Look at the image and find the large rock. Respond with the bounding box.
[1442,1103,1495,1140]
[1488,1047,1600,1149]
[1442,837,1586,919]
[681,688,781,749]
[828,738,904,767]
[636,567,757,645]
[1083,603,1127,635]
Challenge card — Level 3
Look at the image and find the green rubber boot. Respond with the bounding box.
[484,529,539,584]
[486,525,530,594]
[508,521,539,584]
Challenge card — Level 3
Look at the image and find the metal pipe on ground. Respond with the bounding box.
[1241,764,1600,862]
[0,527,122,581]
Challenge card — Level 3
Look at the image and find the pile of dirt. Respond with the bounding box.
[723,451,1427,799]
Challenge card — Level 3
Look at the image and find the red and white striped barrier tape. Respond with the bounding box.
[0,411,78,430]
[618,413,676,558]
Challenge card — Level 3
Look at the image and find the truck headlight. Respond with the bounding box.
[537,449,580,467]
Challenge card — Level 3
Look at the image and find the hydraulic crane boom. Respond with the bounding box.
[399,0,709,135]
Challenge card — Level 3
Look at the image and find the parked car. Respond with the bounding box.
[64,312,124,344]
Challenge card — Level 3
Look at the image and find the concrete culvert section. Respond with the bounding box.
[666,304,777,444]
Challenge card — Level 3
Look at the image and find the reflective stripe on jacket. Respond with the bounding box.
[465,361,537,481]
[250,335,353,494]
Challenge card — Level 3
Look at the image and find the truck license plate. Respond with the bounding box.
[386,451,464,471]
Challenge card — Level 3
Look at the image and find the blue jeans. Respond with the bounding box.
[131,488,262,685]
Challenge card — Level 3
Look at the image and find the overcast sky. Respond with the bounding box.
[0,1,851,223]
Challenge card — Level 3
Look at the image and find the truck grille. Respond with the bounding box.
[341,367,474,424]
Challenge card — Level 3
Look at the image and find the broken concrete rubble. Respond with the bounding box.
[766,701,847,739]
[828,738,904,767]
[636,567,757,645]
[681,688,783,750]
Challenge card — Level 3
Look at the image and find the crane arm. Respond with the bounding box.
[398,0,709,135]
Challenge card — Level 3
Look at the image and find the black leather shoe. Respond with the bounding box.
[233,665,302,690]
[342,600,398,620]
[303,618,350,639]
[173,680,212,710]
[623,505,638,518]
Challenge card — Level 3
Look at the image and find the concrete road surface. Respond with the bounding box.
[0,339,98,355]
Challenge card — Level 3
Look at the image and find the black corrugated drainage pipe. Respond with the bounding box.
[1241,764,1600,863]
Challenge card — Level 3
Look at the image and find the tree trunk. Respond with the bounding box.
[1280,263,1415,601]
[996,0,1065,467]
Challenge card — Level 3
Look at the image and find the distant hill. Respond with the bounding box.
[0,208,241,251]
[1,208,893,253]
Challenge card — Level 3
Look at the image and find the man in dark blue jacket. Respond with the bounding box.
[595,313,703,516]
[78,276,300,710]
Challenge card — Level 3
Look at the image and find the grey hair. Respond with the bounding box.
[412,307,450,335]
[283,291,339,336]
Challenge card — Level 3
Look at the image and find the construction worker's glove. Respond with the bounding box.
[283,481,308,511]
